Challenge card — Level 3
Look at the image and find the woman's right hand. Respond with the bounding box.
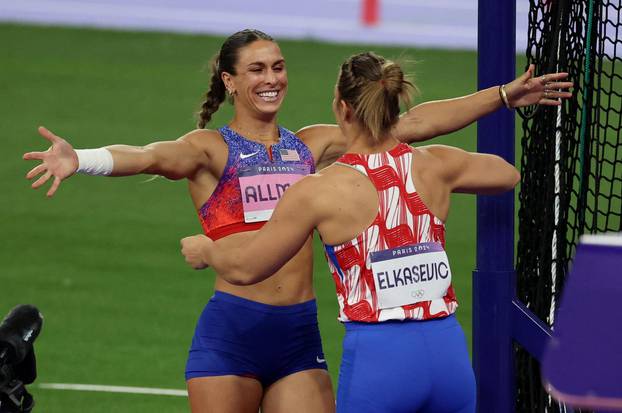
[180,234,213,270]
[23,126,79,197]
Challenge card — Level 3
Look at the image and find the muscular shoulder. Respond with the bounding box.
[278,171,334,218]
[414,144,467,164]
[296,124,337,151]
[285,172,328,200]
[296,124,346,169]
[412,144,469,184]
[178,128,226,160]
[179,128,222,147]
[296,124,337,139]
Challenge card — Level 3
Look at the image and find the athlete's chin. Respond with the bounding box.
[254,101,284,117]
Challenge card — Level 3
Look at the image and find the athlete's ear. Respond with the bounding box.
[221,72,235,95]
[333,98,347,125]
[340,100,354,122]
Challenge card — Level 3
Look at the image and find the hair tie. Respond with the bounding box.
[379,79,385,87]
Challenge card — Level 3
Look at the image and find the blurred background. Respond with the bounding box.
[1,0,532,49]
[1,1,530,411]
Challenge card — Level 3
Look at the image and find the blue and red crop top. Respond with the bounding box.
[198,125,315,240]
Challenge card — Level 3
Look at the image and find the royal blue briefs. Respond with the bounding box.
[337,315,476,413]
[186,291,327,387]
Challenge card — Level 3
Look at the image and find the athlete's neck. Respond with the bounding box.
[229,115,280,145]
[343,125,400,155]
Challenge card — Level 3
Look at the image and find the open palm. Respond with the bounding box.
[23,126,78,197]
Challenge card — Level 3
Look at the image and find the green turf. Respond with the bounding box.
[1,23,498,412]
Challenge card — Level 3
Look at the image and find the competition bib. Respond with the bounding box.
[370,242,452,309]
[238,163,310,223]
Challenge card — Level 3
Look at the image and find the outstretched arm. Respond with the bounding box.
[393,64,573,142]
[423,144,521,195]
[298,65,572,169]
[24,126,209,197]
[181,176,322,285]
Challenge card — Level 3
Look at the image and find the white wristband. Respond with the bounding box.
[75,148,114,176]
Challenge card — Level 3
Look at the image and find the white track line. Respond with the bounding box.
[37,383,187,397]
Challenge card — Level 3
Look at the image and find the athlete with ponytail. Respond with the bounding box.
[25,29,570,412]
[180,51,572,412]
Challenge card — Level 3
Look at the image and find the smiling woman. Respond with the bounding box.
[198,32,287,130]
[23,27,572,413]
[179,51,557,413]
[23,29,338,413]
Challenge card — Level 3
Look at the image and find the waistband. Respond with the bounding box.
[211,290,317,315]
[344,314,457,332]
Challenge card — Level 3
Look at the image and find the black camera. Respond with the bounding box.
[0,305,43,413]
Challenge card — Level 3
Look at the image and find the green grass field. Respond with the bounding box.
[1,23,502,411]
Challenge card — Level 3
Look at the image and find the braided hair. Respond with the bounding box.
[197,29,274,128]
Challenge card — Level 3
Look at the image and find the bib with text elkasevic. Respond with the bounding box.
[369,242,452,309]
[238,164,310,223]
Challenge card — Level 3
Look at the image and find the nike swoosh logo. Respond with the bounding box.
[240,151,259,159]
[316,356,326,363]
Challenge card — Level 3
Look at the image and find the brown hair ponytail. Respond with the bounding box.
[337,52,415,142]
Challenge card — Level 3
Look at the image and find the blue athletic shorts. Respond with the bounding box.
[337,314,476,413]
[185,291,328,387]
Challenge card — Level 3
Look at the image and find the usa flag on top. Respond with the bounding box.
[280,149,300,161]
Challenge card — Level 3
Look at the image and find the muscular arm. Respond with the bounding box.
[186,176,324,285]
[393,87,502,142]
[299,87,511,170]
[105,129,210,179]
[394,65,572,143]
[297,90,513,172]
[24,126,212,196]
[299,66,571,168]
[424,144,521,194]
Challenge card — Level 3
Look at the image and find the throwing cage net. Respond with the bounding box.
[516,0,622,411]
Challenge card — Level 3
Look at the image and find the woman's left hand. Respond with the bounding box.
[505,64,573,108]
